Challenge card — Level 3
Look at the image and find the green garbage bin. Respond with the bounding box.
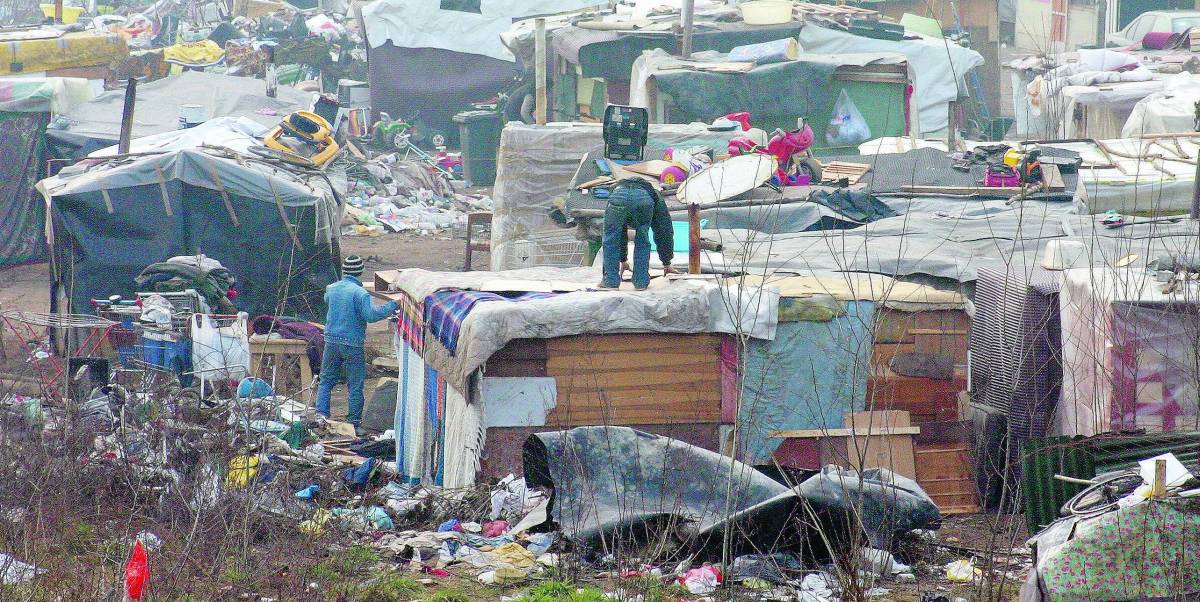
[453,110,503,187]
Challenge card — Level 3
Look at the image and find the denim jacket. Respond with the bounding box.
[323,276,398,347]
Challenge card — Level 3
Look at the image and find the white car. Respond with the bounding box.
[1106,10,1200,47]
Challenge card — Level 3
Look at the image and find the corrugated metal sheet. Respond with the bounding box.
[1022,431,1200,534]
[971,266,1062,441]
[1021,435,1094,535]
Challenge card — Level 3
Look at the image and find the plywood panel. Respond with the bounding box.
[545,333,722,426]
[914,442,980,514]
[874,309,969,344]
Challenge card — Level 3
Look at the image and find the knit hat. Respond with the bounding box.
[342,255,364,276]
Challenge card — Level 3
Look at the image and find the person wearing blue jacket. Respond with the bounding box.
[317,255,398,436]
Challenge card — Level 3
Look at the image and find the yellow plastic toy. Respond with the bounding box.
[262,111,340,168]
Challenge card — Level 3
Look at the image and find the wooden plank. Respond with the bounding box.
[768,426,922,438]
[547,333,722,353]
[874,309,969,344]
[548,354,716,372]
[1042,163,1065,191]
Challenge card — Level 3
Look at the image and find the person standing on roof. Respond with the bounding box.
[317,255,398,437]
[600,178,677,290]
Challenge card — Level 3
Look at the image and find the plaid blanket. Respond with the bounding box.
[423,290,556,355]
[395,292,425,353]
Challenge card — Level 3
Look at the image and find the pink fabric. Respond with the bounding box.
[719,336,740,423]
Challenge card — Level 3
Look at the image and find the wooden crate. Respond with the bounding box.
[914,442,980,514]
[544,333,723,426]
[771,411,919,479]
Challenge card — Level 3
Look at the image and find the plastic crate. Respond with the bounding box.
[140,328,194,386]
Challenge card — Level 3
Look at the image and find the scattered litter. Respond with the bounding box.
[945,559,979,582]
[0,554,45,585]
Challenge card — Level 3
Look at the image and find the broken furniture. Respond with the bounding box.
[249,336,314,399]
[464,212,493,271]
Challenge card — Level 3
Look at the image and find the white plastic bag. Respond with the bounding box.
[191,312,250,381]
[826,89,872,146]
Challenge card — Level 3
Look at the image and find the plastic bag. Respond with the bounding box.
[826,89,872,146]
[190,312,249,381]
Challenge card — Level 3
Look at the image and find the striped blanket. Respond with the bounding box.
[423,290,556,355]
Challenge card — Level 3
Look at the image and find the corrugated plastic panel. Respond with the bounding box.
[1023,431,1200,534]
[1021,435,1094,535]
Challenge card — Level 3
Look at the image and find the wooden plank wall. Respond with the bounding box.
[867,309,969,424]
[544,333,724,426]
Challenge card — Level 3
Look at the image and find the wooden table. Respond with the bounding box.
[249,336,313,394]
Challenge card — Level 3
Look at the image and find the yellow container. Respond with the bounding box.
[40,4,84,23]
[1003,148,1022,167]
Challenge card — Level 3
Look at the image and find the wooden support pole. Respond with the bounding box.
[53,0,63,23]
[947,101,956,150]
[1153,458,1168,499]
[534,18,547,126]
[117,78,137,156]
[681,0,695,59]
[688,202,700,274]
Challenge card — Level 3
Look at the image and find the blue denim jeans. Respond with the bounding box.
[316,341,367,426]
[601,185,654,289]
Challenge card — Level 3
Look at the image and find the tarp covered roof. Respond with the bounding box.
[39,117,340,320]
[48,71,312,145]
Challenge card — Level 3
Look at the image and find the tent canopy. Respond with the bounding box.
[40,118,341,320]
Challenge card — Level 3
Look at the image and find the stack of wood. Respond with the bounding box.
[866,308,968,424]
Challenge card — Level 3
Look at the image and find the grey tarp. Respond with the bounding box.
[523,426,800,554]
[366,44,518,144]
[45,71,311,161]
[0,111,48,267]
[522,426,941,555]
[39,118,340,320]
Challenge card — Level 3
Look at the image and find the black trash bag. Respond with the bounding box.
[809,189,897,223]
[795,465,941,549]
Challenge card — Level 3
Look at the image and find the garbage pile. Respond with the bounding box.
[342,154,493,236]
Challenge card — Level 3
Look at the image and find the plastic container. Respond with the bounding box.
[141,329,193,386]
[738,1,794,26]
[40,4,83,23]
[453,110,503,187]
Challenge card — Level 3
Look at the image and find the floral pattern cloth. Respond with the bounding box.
[1038,499,1200,600]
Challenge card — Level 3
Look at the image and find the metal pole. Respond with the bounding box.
[117,79,137,155]
[681,0,695,58]
[534,18,548,126]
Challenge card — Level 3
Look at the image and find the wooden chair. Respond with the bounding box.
[464,211,492,271]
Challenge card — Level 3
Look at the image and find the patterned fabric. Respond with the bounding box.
[224,41,267,77]
[395,292,424,353]
[423,290,556,355]
[1037,499,1200,600]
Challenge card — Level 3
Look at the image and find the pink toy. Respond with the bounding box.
[765,123,819,185]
